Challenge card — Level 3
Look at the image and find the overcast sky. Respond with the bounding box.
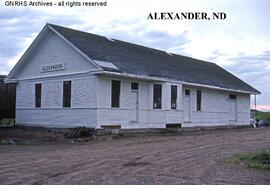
[0,0,269,111]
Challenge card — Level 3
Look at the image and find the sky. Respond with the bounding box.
[0,0,270,111]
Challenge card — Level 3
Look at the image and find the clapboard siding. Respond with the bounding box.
[139,82,149,109]
[238,94,250,113]
[16,75,97,127]
[97,77,111,108]
[72,77,97,108]
[96,77,251,128]
[166,110,183,124]
[182,86,250,127]
[16,74,250,128]
[121,81,131,109]
[41,81,62,108]
[16,108,96,128]
[96,76,184,128]
[14,29,99,127]
[16,30,98,80]
[16,82,35,108]
[148,110,167,124]
[97,108,130,125]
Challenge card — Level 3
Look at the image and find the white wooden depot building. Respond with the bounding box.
[5,23,260,128]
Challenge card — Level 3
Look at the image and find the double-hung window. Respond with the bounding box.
[153,84,162,109]
[171,85,177,109]
[35,84,42,108]
[63,81,71,107]
[196,90,202,111]
[111,80,121,108]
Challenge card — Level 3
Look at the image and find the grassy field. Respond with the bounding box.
[251,109,270,122]
[256,112,270,122]
[231,150,270,170]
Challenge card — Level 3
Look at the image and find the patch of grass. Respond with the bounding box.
[230,150,270,170]
[253,110,270,123]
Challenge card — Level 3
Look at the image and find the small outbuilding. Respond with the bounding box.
[4,23,260,128]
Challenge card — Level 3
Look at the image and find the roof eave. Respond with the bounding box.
[47,24,103,71]
[4,78,18,84]
[5,24,51,80]
[182,81,260,95]
[95,70,259,94]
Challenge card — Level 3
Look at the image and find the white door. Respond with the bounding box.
[229,99,237,121]
[131,91,139,122]
[184,89,191,122]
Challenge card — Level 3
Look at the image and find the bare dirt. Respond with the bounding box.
[0,127,270,185]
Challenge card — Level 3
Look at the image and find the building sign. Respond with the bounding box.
[41,63,66,73]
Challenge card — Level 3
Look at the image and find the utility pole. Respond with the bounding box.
[254,94,257,119]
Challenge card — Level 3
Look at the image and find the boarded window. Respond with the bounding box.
[111,80,121,108]
[35,84,41,108]
[153,84,162,109]
[229,94,237,99]
[197,90,201,111]
[171,85,177,109]
[131,82,139,90]
[63,81,71,107]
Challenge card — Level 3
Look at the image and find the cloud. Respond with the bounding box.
[74,18,189,53]
[251,105,270,112]
[213,52,270,108]
[0,5,84,75]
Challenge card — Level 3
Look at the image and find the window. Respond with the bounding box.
[35,83,42,108]
[111,80,121,108]
[171,85,177,109]
[185,89,190,95]
[197,90,201,111]
[153,84,162,109]
[131,82,139,90]
[63,81,71,107]
[229,94,237,99]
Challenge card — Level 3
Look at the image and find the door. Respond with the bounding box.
[184,89,191,122]
[229,99,237,121]
[131,91,139,122]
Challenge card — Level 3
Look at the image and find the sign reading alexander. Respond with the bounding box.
[41,63,66,73]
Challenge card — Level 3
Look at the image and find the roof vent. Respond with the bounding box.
[106,37,115,42]
[166,52,173,56]
[94,60,119,69]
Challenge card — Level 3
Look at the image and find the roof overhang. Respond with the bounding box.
[94,70,259,95]
[4,78,18,84]
[182,81,258,95]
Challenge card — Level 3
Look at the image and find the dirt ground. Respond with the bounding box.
[0,127,270,185]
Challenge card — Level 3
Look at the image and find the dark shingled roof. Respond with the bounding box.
[49,24,260,94]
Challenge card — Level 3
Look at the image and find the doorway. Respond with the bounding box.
[131,82,139,122]
[184,89,191,122]
[229,99,237,121]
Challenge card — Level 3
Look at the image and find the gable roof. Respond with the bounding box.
[49,24,260,94]
[7,23,260,94]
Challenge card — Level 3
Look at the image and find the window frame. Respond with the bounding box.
[153,84,162,109]
[63,81,72,108]
[111,80,121,108]
[171,85,177,109]
[35,83,42,108]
